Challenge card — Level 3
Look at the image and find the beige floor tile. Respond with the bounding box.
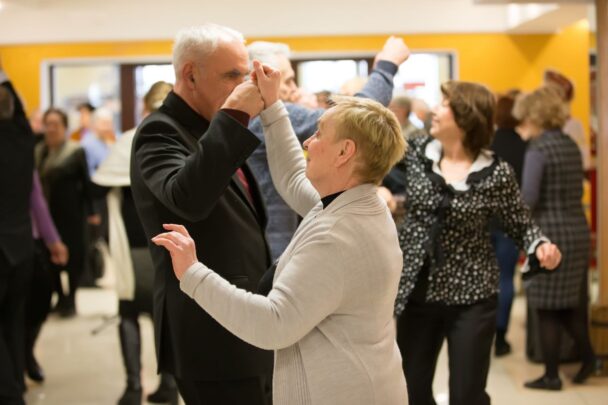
[24,288,607,404]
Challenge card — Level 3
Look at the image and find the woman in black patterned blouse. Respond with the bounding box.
[393,81,562,405]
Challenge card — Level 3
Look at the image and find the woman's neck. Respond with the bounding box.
[47,140,65,152]
[441,138,473,162]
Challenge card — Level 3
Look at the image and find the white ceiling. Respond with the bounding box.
[0,0,595,45]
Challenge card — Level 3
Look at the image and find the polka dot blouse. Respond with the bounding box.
[394,135,545,315]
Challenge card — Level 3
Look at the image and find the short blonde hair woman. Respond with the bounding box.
[152,61,409,405]
[513,85,568,138]
[317,95,405,184]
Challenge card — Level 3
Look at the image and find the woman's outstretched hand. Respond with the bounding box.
[250,59,281,108]
[152,224,198,280]
[535,242,562,270]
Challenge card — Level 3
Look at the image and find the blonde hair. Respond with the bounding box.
[324,96,406,184]
[513,86,569,130]
[144,81,173,113]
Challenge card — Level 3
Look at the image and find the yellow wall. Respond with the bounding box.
[0,20,591,133]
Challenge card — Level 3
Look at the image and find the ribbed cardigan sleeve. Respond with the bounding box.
[180,230,344,351]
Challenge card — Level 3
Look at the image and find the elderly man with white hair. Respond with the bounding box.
[246,37,410,261]
[130,24,272,404]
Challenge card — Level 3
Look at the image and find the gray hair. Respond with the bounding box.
[173,23,245,78]
[0,87,15,120]
[247,41,291,69]
[92,107,114,125]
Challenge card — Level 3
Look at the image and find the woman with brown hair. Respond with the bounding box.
[393,81,562,405]
[514,86,596,390]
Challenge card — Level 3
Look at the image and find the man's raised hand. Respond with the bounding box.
[374,36,410,67]
[222,81,264,118]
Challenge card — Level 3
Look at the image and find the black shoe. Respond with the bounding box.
[495,339,512,357]
[147,386,178,404]
[118,387,142,405]
[58,304,76,318]
[58,297,76,318]
[51,297,67,313]
[524,375,562,391]
[26,357,45,383]
[573,358,598,384]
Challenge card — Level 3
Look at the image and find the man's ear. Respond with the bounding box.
[335,139,357,167]
[182,62,196,89]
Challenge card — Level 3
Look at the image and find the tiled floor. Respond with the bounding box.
[24,288,607,405]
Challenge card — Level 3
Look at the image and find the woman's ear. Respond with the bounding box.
[335,139,357,167]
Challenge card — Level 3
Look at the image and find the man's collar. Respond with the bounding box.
[160,91,210,138]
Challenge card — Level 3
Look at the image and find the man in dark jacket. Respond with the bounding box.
[130,24,272,404]
[0,60,34,405]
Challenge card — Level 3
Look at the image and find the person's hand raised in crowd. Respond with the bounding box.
[221,81,264,118]
[535,242,562,270]
[250,60,281,108]
[152,224,198,281]
[374,36,411,67]
[48,241,69,266]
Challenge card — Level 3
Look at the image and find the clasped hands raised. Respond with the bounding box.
[221,60,281,118]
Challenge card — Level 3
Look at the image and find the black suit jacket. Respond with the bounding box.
[0,79,34,267]
[130,91,273,380]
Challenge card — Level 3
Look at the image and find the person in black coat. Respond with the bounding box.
[130,24,272,404]
[489,92,527,356]
[0,62,34,405]
[35,108,97,317]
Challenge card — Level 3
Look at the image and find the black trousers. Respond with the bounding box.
[25,240,53,366]
[176,375,271,405]
[0,252,32,405]
[51,239,84,308]
[397,296,497,405]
